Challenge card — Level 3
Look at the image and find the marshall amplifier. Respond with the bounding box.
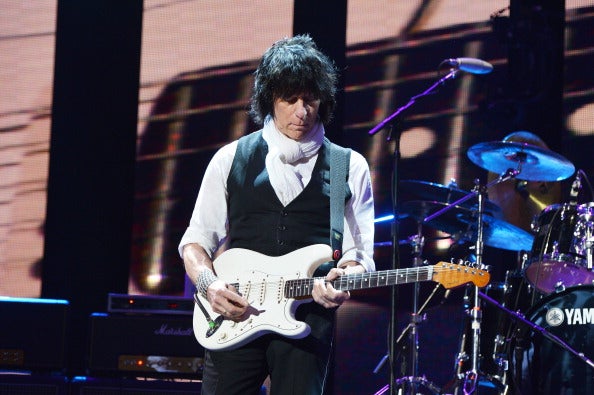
[87,312,204,378]
[0,297,69,372]
[107,293,194,315]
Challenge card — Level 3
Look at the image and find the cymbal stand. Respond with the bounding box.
[408,224,424,393]
[423,169,520,394]
[398,222,434,394]
[373,225,444,395]
[461,179,487,394]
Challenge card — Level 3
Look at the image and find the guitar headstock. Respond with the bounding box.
[432,262,490,288]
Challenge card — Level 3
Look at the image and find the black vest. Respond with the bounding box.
[226,131,351,257]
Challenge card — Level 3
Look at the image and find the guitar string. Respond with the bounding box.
[234,265,487,298]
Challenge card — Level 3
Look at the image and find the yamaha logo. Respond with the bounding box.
[545,307,594,326]
[545,307,564,326]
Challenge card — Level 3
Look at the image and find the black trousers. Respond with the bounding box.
[200,303,336,395]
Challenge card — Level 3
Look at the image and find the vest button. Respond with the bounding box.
[281,211,288,217]
[278,240,285,245]
[278,225,286,231]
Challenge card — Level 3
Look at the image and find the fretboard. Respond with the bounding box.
[284,266,435,299]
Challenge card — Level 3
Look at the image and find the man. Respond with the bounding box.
[179,35,375,395]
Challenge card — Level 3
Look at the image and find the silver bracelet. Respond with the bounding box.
[196,268,218,299]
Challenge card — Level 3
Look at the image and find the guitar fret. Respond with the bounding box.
[300,280,312,297]
[354,274,362,289]
[285,280,294,298]
[378,271,388,286]
[370,273,376,287]
[397,269,407,285]
[285,278,314,298]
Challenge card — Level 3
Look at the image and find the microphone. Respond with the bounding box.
[444,57,493,74]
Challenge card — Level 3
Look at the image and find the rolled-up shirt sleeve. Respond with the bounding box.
[178,141,237,258]
[338,150,375,272]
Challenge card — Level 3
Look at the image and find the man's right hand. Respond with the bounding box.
[207,280,249,320]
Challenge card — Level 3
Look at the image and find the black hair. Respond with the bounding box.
[249,34,338,126]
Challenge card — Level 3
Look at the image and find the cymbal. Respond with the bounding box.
[400,180,500,213]
[467,141,575,182]
[401,200,534,251]
[486,177,562,232]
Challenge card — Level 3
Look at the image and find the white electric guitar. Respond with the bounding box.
[193,244,490,351]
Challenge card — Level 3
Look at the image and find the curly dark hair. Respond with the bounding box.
[249,34,338,126]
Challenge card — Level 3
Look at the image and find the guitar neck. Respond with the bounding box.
[285,266,434,299]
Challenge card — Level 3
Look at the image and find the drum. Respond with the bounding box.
[452,271,537,393]
[509,285,594,395]
[527,202,594,294]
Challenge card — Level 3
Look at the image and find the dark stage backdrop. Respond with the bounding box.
[130,1,594,294]
[2,0,594,390]
[128,1,594,392]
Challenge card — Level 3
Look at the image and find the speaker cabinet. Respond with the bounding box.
[70,377,201,395]
[0,298,69,372]
[0,374,69,395]
[87,313,204,378]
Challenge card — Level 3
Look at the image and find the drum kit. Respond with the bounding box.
[380,140,594,394]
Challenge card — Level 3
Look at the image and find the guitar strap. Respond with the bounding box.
[329,142,350,263]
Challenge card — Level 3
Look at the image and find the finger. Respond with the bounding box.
[224,286,249,307]
[229,294,249,308]
[311,279,327,303]
[218,305,238,318]
[313,278,327,295]
[325,268,345,281]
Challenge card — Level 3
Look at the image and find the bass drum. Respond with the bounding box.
[509,285,594,394]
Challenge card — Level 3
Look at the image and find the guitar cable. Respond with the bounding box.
[193,291,224,337]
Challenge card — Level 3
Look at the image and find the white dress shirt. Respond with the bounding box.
[179,136,375,272]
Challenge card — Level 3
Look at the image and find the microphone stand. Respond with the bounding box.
[369,68,461,395]
[422,169,520,394]
[368,69,459,137]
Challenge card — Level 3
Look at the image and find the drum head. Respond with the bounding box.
[510,285,594,394]
[527,202,594,294]
[525,260,594,294]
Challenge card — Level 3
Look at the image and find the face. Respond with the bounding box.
[272,93,321,140]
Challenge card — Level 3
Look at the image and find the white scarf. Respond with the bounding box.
[262,116,325,206]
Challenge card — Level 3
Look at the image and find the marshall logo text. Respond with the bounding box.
[154,324,194,336]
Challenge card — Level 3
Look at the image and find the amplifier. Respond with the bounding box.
[0,374,69,395]
[70,376,267,395]
[70,376,202,395]
[87,313,204,378]
[0,297,69,372]
[107,293,194,315]
[70,376,201,395]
